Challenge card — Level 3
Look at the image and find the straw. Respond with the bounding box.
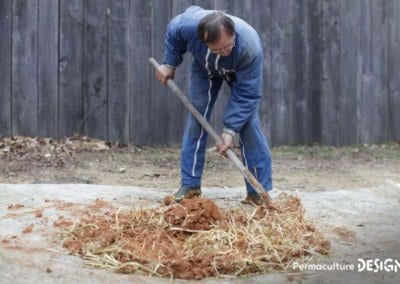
[59,193,329,280]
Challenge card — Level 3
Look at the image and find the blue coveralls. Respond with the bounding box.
[163,6,272,195]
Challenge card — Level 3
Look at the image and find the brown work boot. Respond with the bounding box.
[171,186,201,202]
[241,192,263,206]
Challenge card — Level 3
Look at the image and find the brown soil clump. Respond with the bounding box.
[22,224,34,234]
[331,226,357,242]
[52,216,73,228]
[34,209,43,218]
[164,197,222,230]
[58,194,329,280]
[8,203,24,210]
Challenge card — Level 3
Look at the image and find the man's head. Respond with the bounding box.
[197,12,235,57]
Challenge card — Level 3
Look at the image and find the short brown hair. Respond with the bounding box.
[197,12,235,44]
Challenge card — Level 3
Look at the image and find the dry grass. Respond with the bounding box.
[59,193,329,280]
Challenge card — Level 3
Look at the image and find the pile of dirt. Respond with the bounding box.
[58,194,329,280]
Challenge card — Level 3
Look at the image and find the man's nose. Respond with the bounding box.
[221,49,231,57]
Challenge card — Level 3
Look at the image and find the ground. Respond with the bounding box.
[0,136,400,283]
[1,137,399,191]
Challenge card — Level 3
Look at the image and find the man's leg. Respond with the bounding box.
[239,112,273,196]
[180,66,223,188]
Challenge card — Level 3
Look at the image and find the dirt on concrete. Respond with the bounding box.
[0,136,399,283]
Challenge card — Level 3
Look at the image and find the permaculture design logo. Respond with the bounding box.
[293,258,400,273]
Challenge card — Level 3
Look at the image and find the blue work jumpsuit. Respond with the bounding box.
[163,6,272,195]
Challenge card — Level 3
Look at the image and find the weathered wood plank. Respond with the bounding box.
[151,0,172,144]
[213,0,234,12]
[321,0,341,145]
[270,1,296,145]
[83,0,108,140]
[251,0,273,142]
[374,0,390,142]
[192,0,214,10]
[339,0,361,145]
[59,0,84,136]
[358,0,388,143]
[387,0,400,140]
[38,0,59,137]
[289,0,309,144]
[0,0,12,136]
[108,0,130,144]
[233,1,252,25]
[130,0,152,145]
[306,0,322,143]
[12,0,38,136]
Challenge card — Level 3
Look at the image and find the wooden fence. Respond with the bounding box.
[0,0,399,146]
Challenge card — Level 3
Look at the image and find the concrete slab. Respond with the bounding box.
[0,183,399,283]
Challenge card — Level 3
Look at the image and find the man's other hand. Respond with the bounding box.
[156,65,175,85]
[216,132,234,156]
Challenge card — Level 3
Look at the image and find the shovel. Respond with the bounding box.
[149,57,274,205]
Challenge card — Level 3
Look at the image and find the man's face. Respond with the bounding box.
[207,31,235,57]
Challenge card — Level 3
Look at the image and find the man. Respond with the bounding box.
[155,6,273,205]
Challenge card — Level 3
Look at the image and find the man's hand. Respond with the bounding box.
[216,132,234,156]
[155,64,175,85]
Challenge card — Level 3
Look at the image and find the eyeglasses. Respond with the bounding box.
[209,37,235,53]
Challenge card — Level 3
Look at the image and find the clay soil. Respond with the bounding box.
[59,195,329,279]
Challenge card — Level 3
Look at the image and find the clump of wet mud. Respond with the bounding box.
[164,197,222,230]
[58,194,329,280]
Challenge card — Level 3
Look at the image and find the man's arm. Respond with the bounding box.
[156,16,188,85]
[163,16,188,68]
[223,52,263,132]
